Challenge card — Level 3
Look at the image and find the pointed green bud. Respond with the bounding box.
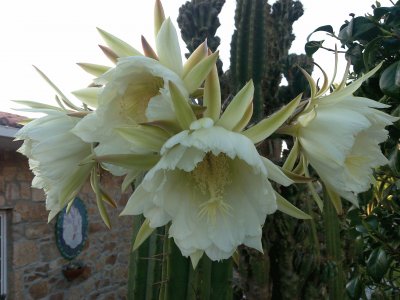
[97,27,142,57]
[169,81,197,129]
[77,63,111,77]
[182,40,208,78]
[183,51,219,94]
[276,192,312,219]
[154,0,166,38]
[217,80,254,130]
[203,59,221,122]
[243,94,301,144]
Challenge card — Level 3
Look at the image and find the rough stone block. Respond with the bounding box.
[13,240,39,267]
[25,223,50,239]
[29,281,49,299]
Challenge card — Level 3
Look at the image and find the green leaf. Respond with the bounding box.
[307,25,334,42]
[367,248,390,282]
[346,276,363,300]
[362,37,383,71]
[305,40,324,57]
[276,192,312,219]
[373,7,391,19]
[379,61,400,99]
[339,17,378,43]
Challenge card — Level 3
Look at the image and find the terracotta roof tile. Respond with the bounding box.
[0,111,26,128]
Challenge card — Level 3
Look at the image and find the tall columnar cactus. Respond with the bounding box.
[263,0,304,112]
[127,216,233,299]
[230,0,304,121]
[230,0,269,122]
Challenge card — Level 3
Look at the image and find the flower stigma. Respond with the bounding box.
[190,152,233,222]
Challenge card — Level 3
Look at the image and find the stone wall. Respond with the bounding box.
[0,149,134,300]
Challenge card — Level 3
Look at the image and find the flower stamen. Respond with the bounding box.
[191,152,233,222]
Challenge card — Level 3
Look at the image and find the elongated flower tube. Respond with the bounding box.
[15,110,94,221]
[120,64,308,265]
[285,63,398,206]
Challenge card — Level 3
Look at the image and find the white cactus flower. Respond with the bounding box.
[122,118,278,262]
[290,63,398,206]
[15,111,94,221]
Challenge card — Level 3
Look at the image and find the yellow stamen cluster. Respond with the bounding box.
[190,152,233,222]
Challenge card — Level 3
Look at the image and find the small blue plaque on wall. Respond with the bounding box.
[55,197,88,260]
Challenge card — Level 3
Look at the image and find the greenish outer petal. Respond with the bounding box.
[243,94,301,144]
[156,18,183,76]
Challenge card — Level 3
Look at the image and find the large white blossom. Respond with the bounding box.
[73,18,218,176]
[15,111,94,220]
[291,65,398,205]
[72,56,188,175]
[121,118,278,262]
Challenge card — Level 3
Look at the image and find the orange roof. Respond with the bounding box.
[0,111,26,128]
